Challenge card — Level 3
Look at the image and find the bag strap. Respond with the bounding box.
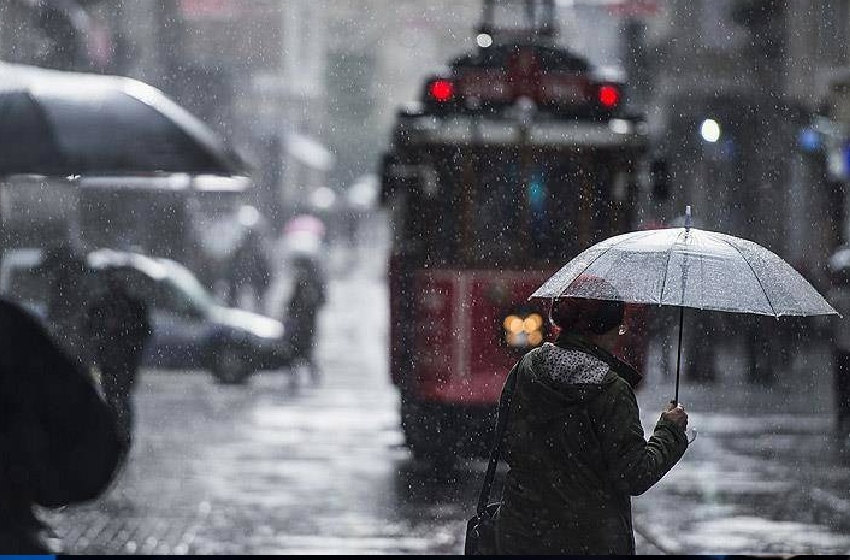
[476,362,520,516]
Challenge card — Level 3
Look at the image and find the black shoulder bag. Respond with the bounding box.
[464,364,519,555]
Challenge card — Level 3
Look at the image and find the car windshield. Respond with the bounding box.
[161,261,218,311]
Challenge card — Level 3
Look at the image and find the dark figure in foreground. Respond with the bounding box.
[87,272,152,448]
[0,299,124,553]
[42,244,92,366]
[285,255,326,386]
[497,279,689,555]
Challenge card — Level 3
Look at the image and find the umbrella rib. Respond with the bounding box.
[657,229,685,305]
[709,232,777,317]
[556,230,659,299]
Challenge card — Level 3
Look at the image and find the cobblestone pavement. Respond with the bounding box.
[43,244,850,555]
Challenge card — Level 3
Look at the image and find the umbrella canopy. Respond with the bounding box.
[0,63,244,177]
[531,221,836,406]
[531,227,836,318]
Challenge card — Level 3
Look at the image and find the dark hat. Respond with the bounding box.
[552,275,624,335]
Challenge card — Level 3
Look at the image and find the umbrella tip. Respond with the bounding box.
[685,205,692,231]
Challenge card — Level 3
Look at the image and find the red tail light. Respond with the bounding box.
[428,80,455,102]
[597,84,621,108]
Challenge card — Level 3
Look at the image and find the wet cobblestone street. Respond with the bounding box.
[45,260,850,555]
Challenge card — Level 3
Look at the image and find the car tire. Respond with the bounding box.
[211,344,253,385]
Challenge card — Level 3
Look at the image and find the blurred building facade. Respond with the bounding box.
[0,0,484,227]
[0,0,333,224]
[9,0,850,266]
[633,0,850,283]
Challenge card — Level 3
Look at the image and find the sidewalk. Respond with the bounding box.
[631,340,850,554]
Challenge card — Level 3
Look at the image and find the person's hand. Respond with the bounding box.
[661,402,688,431]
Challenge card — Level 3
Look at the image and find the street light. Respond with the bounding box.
[700,118,721,143]
[476,33,493,48]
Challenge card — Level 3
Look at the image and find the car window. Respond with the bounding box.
[163,263,217,310]
[108,268,167,309]
[158,278,206,318]
[103,265,208,319]
[0,91,65,175]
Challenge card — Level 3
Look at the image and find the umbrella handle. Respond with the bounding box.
[673,305,684,406]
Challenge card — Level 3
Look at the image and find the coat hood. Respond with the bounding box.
[521,343,616,407]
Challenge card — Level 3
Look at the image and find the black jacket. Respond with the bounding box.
[497,339,688,555]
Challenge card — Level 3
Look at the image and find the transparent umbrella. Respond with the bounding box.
[530,207,838,404]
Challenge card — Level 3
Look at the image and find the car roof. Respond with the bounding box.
[87,249,171,280]
[0,247,185,281]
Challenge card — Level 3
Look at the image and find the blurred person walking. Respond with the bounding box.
[87,271,152,448]
[227,227,271,313]
[490,278,689,555]
[285,255,327,387]
[0,299,124,553]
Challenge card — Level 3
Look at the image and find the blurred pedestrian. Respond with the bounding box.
[285,255,327,387]
[227,227,271,313]
[0,299,124,553]
[495,276,689,555]
[829,246,850,440]
[87,271,152,448]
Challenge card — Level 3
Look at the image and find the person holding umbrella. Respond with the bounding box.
[468,208,836,555]
[494,275,690,555]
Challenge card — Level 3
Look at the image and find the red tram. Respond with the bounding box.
[380,0,652,460]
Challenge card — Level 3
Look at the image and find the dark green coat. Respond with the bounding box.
[496,340,688,555]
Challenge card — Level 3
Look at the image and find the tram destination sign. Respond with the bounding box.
[396,115,647,148]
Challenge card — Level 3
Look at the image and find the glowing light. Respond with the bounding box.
[798,128,821,152]
[238,205,260,227]
[700,118,721,143]
[609,118,630,135]
[429,80,454,102]
[598,85,620,108]
[528,331,543,346]
[476,33,493,48]
[524,314,543,332]
[310,186,337,209]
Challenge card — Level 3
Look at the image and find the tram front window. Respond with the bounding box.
[409,150,604,269]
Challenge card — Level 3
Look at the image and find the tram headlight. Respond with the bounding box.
[504,315,524,334]
[523,314,543,332]
[503,312,545,349]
